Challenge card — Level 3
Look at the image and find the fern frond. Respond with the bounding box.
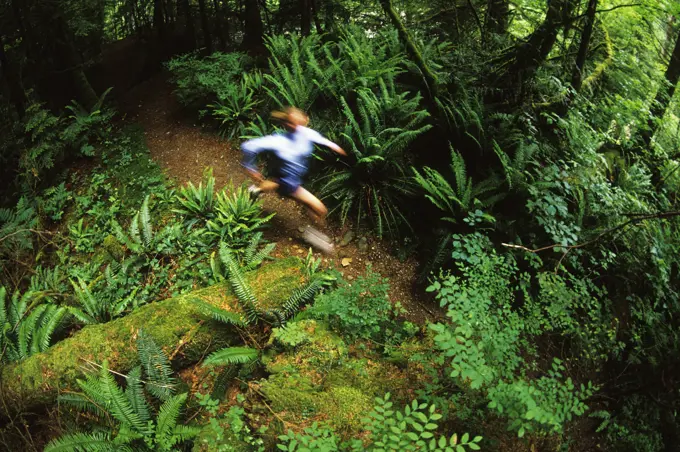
[203,346,259,367]
[58,392,108,419]
[99,362,148,433]
[44,432,114,452]
[139,196,153,249]
[125,366,151,423]
[136,330,176,401]
[220,244,260,322]
[280,278,325,320]
[192,298,249,327]
[155,393,188,444]
[211,366,238,401]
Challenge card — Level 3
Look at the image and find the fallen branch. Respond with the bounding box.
[502,211,680,271]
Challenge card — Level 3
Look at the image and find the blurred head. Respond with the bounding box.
[271,107,309,131]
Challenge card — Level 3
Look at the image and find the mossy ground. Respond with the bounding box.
[249,319,417,444]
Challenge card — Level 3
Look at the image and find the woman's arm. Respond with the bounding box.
[306,128,347,156]
[241,135,282,180]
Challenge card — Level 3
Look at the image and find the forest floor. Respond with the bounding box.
[119,73,437,323]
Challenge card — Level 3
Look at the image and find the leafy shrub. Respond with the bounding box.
[313,26,407,101]
[174,168,217,224]
[263,34,324,110]
[0,197,38,268]
[426,236,612,437]
[275,393,482,451]
[166,51,251,107]
[68,276,139,325]
[304,266,393,341]
[60,87,115,156]
[38,182,73,221]
[206,183,275,249]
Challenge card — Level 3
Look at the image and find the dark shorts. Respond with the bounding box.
[265,153,304,197]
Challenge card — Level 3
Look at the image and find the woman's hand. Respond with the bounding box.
[332,144,347,157]
[246,168,264,183]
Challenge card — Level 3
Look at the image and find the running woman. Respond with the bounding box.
[241,107,346,252]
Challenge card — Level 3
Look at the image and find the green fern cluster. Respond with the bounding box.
[0,287,69,364]
[264,34,324,110]
[69,276,139,325]
[46,331,196,452]
[61,87,115,157]
[205,242,324,325]
[209,72,263,139]
[413,146,504,221]
[196,248,329,396]
[112,195,181,258]
[174,168,216,223]
[206,184,275,248]
[318,80,432,237]
[174,171,274,250]
[0,197,38,266]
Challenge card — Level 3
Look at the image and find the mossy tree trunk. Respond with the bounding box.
[485,0,508,35]
[378,0,439,98]
[641,29,680,148]
[0,258,304,417]
[571,0,598,93]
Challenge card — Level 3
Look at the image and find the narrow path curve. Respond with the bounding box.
[120,73,435,323]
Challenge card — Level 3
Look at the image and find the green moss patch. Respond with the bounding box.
[254,319,413,440]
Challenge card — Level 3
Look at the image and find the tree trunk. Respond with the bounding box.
[0,258,303,418]
[56,14,98,110]
[154,0,166,40]
[571,0,598,92]
[311,0,323,34]
[378,0,439,98]
[213,0,227,49]
[485,0,508,35]
[198,0,213,53]
[494,0,574,95]
[641,30,680,148]
[661,406,680,452]
[242,0,264,50]
[301,0,312,36]
[179,0,196,49]
[0,34,27,118]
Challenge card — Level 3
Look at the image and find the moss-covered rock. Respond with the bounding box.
[252,319,413,441]
[0,257,304,417]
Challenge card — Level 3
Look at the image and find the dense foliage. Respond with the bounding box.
[2,0,680,450]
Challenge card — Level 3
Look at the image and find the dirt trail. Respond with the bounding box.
[121,73,435,322]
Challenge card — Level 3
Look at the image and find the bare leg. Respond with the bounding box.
[290,186,328,226]
[258,179,280,193]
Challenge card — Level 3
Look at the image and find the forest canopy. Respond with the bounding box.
[1,0,680,451]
